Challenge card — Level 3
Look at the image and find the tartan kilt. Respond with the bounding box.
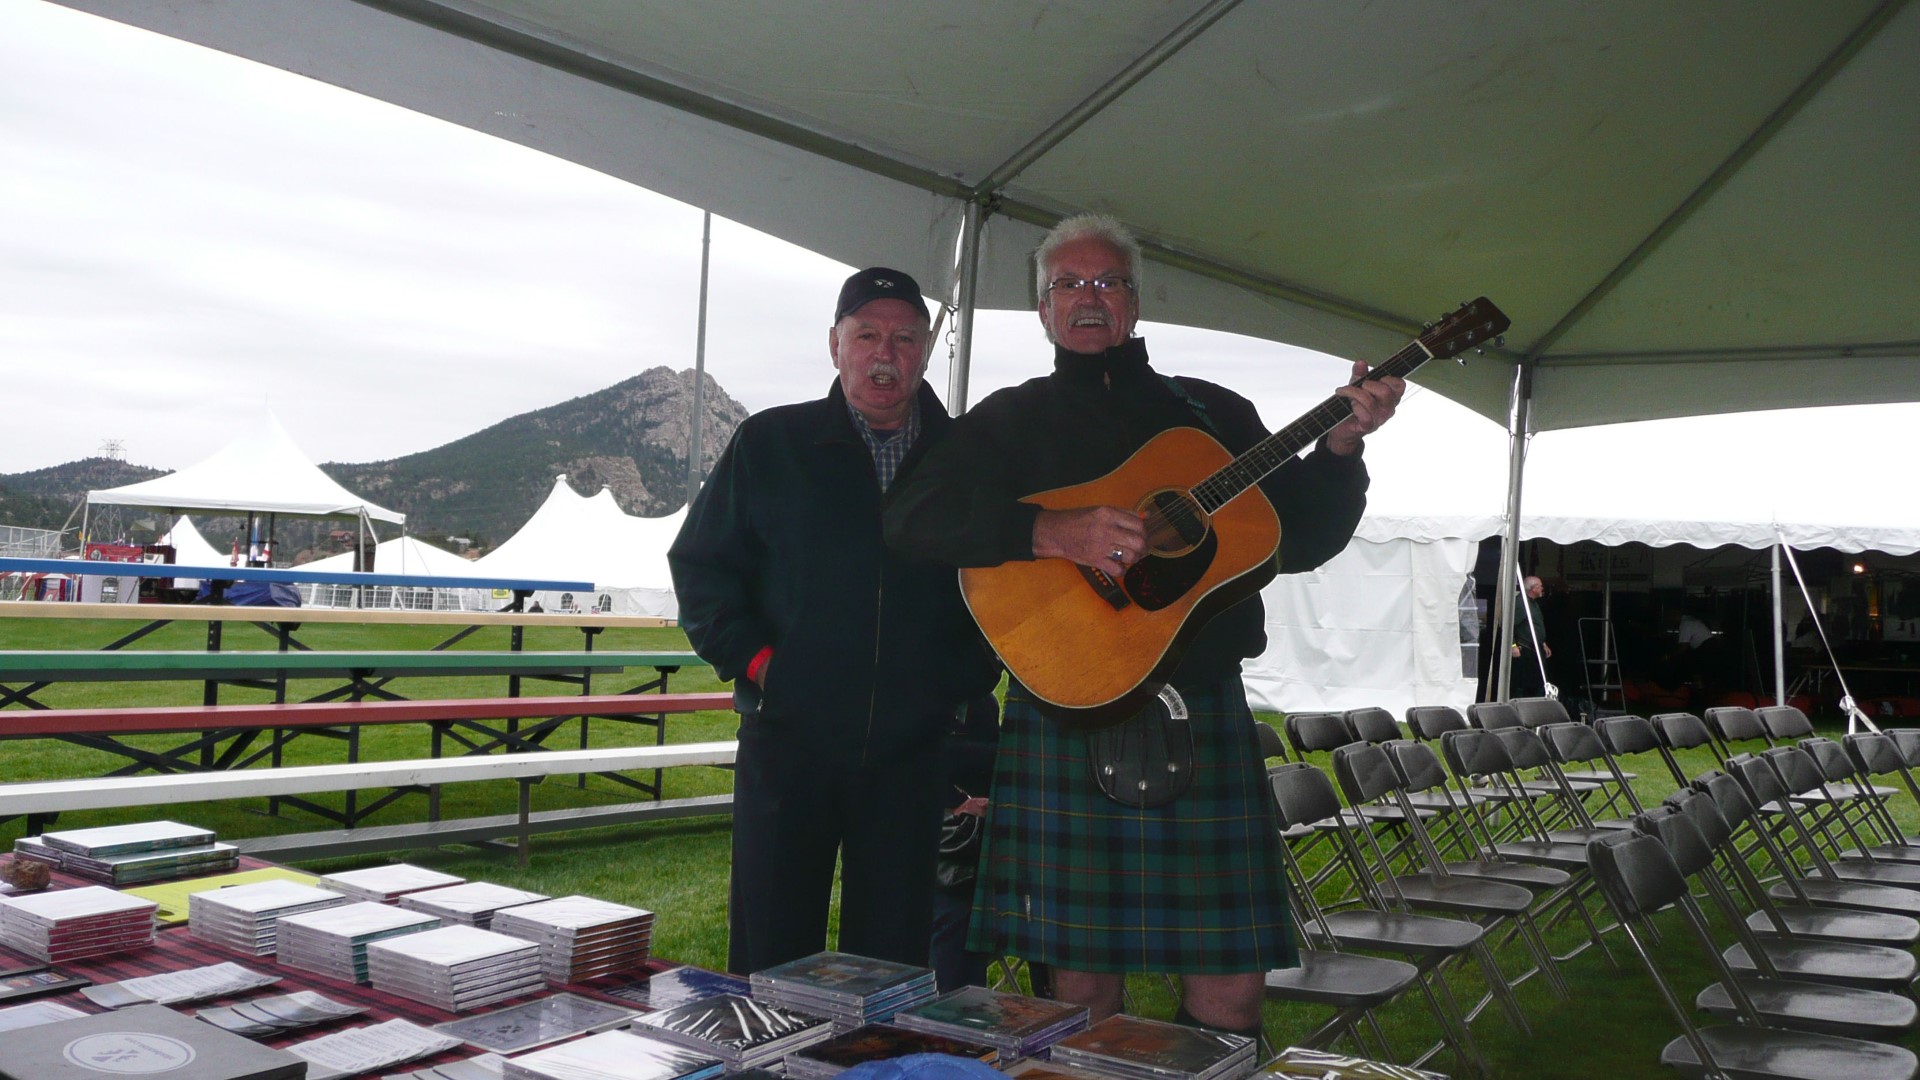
[966,676,1298,974]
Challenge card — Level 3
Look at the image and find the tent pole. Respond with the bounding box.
[948,198,986,415]
[688,210,711,503]
[1493,362,1535,701]
[1772,539,1787,707]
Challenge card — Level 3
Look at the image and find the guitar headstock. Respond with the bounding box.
[1421,297,1510,361]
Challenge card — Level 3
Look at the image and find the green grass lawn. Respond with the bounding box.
[4,614,1917,1076]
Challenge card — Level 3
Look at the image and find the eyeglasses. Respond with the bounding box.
[1045,276,1134,297]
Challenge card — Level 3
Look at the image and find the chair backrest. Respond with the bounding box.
[1330,742,1404,806]
[1846,732,1906,779]
[1439,727,1513,779]
[1491,726,1553,770]
[1268,762,1344,830]
[1285,712,1353,756]
[1704,705,1767,745]
[1892,729,1920,770]
[1596,714,1660,756]
[1798,736,1859,785]
[1254,720,1288,761]
[1633,806,1717,878]
[1760,745,1828,797]
[1729,753,1793,807]
[1343,706,1401,744]
[1405,705,1468,742]
[1540,721,1608,766]
[1663,788,1735,850]
[1587,831,1688,921]
[1757,704,1815,741]
[1649,711,1714,752]
[1382,739,1452,795]
[1692,770,1760,831]
[1511,696,1571,729]
[1466,701,1523,730]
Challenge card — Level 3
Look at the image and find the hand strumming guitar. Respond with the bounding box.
[1033,504,1146,579]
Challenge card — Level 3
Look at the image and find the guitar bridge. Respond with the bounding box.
[1078,565,1132,611]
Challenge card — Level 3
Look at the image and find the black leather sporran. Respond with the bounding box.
[1087,684,1194,809]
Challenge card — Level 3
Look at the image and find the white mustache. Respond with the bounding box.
[870,362,901,380]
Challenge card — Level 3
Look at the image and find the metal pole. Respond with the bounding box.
[948,200,985,414]
[688,211,711,503]
[1772,540,1787,707]
[1493,363,1534,701]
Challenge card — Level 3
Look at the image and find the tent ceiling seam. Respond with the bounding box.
[1537,340,1920,366]
[1520,0,1910,363]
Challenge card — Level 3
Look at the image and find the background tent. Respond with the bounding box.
[474,476,684,618]
[297,534,485,610]
[155,516,229,591]
[302,535,476,577]
[53,0,1920,426]
[88,412,403,524]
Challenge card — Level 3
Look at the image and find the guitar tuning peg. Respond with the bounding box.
[1422,322,1434,331]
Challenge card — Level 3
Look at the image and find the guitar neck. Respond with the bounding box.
[1189,342,1430,515]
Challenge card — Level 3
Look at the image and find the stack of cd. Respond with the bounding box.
[398,882,548,928]
[491,895,655,982]
[276,901,443,984]
[1049,1015,1258,1080]
[365,924,544,1012]
[41,820,215,858]
[750,951,937,1031]
[9,836,62,869]
[317,864,465,904]
[630,993,835,1071]
[784,1024,1000,1079]
[504,1029,724,1080]
[188,880,350,956]
[0,885,158,961]
[894,985,1091,1059]
[19,821,237,886]
[68,842,239,885]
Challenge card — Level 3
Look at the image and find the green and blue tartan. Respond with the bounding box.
[966,677,1299,974]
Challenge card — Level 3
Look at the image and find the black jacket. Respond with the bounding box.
[884,338,1368,689]
[668,380,999,759]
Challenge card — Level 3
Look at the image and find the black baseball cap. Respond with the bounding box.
[834,266,930,323]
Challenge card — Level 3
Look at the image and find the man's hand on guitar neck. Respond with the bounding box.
[1327,358,1406,456]
[1033,505,1146,579]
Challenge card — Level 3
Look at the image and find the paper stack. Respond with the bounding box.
[630,992,835,1071]
[0,884,158,961]
[398,882,548,929]
[750,951,937,1031]
[503,1029,724,1080]
[365,924,544,1011]
[189,879,350,956]
[491,895,654,982]
[276,901,443,984]
[318,863,465,904]
[1049,1014,1258,1080]
[894,985,1091,1059]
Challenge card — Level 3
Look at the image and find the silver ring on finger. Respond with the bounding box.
[1110,547,1126,562]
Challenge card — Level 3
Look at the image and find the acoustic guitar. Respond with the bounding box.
[960,297,1510,730]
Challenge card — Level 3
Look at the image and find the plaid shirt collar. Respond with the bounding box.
[846,397,921,492]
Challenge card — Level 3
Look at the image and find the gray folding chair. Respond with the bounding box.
[1342,707,1403,745]
[1465,701,1523,731]
[1650,711,1719,788]
[1405,705,1469,743]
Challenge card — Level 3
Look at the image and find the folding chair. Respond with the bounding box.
[1634,806,1918,1036]
[1509,696,1570,729]
[1286,712,1357,758]
[1650,711,1719,788]
[1255,719,1289,762]
[1731,752,1920,893]
[1343,707,1403,745]
[1538,721,1642,829]
[1596,714,1674,801]
[1465,702,1522,731]
[1405,705,1469,743]
[1848,731,1920,825]
[1798,737,1918,863]
[1587,831,1919,1080]
[1705,705,1774,760]
[1491,727,1612,843]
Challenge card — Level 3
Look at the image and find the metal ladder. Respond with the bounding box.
[1578,615,1628,717]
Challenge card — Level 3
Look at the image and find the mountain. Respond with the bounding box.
[0,367,746,551]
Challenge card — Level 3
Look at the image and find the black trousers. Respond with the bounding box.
[727,715,943,975]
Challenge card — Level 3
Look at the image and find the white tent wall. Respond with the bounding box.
[473,477,683,618]
[1246,536,1480,717]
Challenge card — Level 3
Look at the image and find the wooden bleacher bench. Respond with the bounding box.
[0,741,739,865]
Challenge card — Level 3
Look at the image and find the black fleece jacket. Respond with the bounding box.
[883,337,1368,690]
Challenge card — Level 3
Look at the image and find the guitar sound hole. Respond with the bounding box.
[1138,489,1208,558]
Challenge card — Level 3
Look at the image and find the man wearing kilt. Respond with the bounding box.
[885,214,1401,1036]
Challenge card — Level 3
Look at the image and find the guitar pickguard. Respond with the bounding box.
[1123,528,1217,611]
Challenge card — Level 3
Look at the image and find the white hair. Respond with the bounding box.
[1033,213,1144,300]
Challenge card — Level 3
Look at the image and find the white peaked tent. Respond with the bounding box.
[158,516,229,568]
[1245,395,1920,716]
[302,535,475,577]
[88,413,403,524]
[474,476,684,618]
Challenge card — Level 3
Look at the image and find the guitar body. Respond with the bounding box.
[960,426,1281,729]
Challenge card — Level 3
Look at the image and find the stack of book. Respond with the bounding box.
[631,992,836,1071]
[1049,1015,1258,1080]
[491,895,654,982]
[365,924,544,1011]
[188,879,350,956]
[317,863,466,903]
[504,1029,724,1080]
[18,821,237,885]
[749,951,937,1031]
[398,881,548,929]
[276,901,443,984]
[0,884,158,961]
[0,1002,306,1080]
[784,1023,1000,1079]
[894,985,1091,1059]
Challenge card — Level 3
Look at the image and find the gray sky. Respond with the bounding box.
[0,0,1376,478]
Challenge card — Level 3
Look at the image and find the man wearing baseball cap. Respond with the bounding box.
[670,267,999,975]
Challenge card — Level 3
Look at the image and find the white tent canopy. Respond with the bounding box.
[473,476,684,617]
[302,535,475,577]
[157,516,229,568]
[53,0,1920,427]
[89,412,404,524]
